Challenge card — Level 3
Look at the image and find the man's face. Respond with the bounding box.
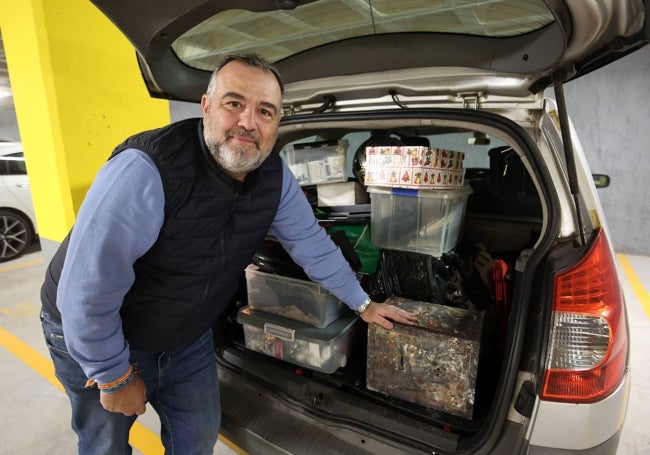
[201,61,282,180]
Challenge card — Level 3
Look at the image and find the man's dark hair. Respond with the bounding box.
[206,53,285,98]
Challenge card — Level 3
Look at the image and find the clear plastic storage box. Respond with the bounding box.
[282,139,348,186]
[237,306,360,374]
[245,264,348,328]
[368,186,472,256]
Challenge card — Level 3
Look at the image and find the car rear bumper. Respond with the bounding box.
[527,369,631,453]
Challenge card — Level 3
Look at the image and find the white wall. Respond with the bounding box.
[0,103,20,141]
[559,45,650,255]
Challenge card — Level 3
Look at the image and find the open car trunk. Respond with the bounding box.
[211,106,566,454]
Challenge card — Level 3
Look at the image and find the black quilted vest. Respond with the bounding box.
[41,118,284,351]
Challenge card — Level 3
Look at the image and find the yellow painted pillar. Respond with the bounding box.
[0,0,170,259]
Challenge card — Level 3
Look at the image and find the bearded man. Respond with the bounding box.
[40,53,415,455]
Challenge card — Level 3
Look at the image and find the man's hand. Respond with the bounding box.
[99,375,147,416]
[359,301,418,329]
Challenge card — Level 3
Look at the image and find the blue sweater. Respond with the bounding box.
[57,148,368,384]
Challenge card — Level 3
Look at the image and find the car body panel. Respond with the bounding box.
[90,0,649,105]
[0,142,38,261]
[0,168,34,217]
[528,372,630,450]
[0,143,37,228]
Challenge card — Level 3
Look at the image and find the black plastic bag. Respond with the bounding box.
[361,249,449,303]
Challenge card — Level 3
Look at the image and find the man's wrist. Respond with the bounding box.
[356,297,373,315]
[99,368,137,394]
[85,365,139,394]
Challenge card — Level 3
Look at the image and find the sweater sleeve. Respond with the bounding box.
[269,162,368,311]
[57,149,164,384]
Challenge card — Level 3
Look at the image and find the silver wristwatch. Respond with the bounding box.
[356,297,373,315]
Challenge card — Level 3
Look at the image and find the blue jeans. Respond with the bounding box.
[41,310,221,455]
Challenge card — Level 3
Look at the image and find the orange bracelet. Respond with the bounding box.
[85,365,134,390]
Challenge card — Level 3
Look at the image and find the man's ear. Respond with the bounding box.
[200,95,209,115]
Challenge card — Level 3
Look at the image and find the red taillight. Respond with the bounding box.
[541,229,628,403]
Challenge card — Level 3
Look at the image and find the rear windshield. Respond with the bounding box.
[172,0,554,71]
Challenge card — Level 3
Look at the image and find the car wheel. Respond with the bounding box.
[0,209,34,262]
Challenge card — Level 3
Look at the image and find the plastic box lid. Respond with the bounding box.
[237,306,359,344]
[367,185,473,199]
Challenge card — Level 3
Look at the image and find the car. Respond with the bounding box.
[0,140,38,262]
[91,1,648,454]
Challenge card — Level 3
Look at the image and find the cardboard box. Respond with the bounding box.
[366,299,484,418]
[364,146,465,189]
[317,181,369,207]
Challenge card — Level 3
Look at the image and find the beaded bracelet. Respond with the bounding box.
[85,365,138,393]
[99,369,137,394]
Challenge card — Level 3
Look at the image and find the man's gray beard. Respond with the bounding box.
[204,131,268,175]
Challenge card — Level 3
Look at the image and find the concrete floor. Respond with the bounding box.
[1,244,648,454]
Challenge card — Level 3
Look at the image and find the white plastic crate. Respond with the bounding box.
[282,140,348,186]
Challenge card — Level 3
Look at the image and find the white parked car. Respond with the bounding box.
[92,0,648,453]
[0,141,38,261]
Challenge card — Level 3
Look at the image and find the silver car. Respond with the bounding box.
[91,0,648,453]
[0,141,38,261]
